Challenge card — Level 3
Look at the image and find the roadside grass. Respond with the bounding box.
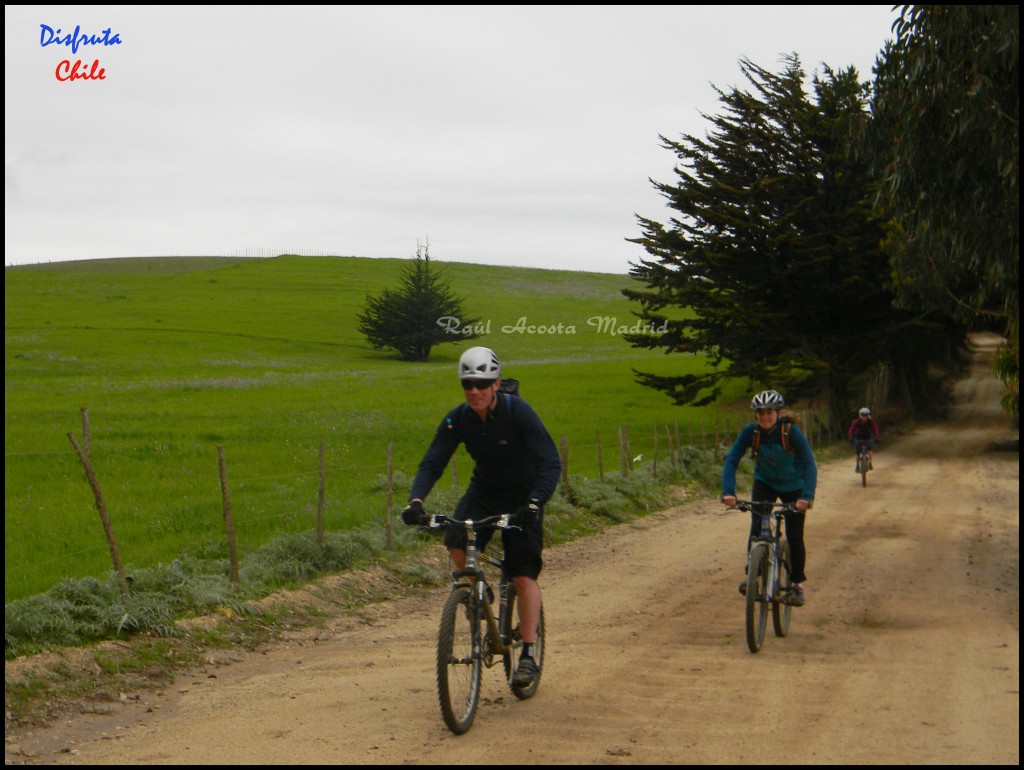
[4,449,728,660]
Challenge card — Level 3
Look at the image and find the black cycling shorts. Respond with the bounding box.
[442,488,543,580]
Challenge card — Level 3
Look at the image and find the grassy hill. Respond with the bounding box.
[5,255,742,602]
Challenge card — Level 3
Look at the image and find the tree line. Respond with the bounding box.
[625,6,1018,428]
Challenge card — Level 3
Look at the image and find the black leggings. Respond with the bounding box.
[853,439,875,460]
[748,479,807,584]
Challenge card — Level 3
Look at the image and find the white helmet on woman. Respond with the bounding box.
[751,389,785,411]
[458,346,501,380]
[859,407,871,416]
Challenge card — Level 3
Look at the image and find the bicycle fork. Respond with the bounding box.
[753,540,779,602]
[764,547,779,602]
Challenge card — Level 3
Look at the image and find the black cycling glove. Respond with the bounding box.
[402,500,426,526]
[513,502,541,525]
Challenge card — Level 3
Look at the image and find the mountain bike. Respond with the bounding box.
[733,500,797,653]
[852,438,877,487]
[856,445,871,486]
[424,512,545,735]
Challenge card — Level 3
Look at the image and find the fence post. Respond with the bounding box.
[596,430,605,483]
[67,432,130,598]
[217,445,241,585]
[81,407,91,458]
[559,436,569,489]
[385,442,394,550]
[316,442,326,548]
[623,426,633,474]
[617,427,627,475]
[652,425,658,479]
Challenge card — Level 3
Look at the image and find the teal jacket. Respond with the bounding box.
[721,418,817,501]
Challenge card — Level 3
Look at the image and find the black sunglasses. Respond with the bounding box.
[461,379,494,391]
[755,408,777,415]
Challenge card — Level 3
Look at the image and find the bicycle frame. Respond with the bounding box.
[433,513,518,663]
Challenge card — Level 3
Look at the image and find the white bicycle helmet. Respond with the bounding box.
[751,389,785,411]
[859,407,871,416]
[458,346,501,381]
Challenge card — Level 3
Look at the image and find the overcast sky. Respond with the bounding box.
[5,5,897,274]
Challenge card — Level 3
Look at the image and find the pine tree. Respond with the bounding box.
[357,241,481,361]
[624,55,912,427]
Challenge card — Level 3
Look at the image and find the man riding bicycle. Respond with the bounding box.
[847,407,880,470]
[402,346,561,688]
[721,390,817,607]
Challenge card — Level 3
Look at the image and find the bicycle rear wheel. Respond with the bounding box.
[772,540,792,637]
[501,585,545,700]
[436,586,481,734]
[745,544,769,653]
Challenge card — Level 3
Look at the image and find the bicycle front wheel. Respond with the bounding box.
[501,586,545,700]
[772,540,792,637]
[746,544,769,653]
[436,586,482,734]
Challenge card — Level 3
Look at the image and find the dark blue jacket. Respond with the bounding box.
[722,418,817,501]
[410,393,561,505]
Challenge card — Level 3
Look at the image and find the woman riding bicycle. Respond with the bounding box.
[847,407,880,470]
[402,346,561,688]
[721,390,818,607]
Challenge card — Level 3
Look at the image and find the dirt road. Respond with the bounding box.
[6,334,1018,764]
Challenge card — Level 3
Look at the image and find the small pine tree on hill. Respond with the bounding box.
[357,241,481,361]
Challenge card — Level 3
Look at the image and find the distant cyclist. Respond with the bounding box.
[847,407,881,470]
[721,390,817,607]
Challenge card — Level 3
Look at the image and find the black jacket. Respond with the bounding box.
[410,393,561,504]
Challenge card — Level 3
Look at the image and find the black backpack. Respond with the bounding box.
[498,378,520,397]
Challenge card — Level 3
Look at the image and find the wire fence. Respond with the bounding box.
[4,406,834,602]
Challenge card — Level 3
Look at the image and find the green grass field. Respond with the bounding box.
[5,255,748,602]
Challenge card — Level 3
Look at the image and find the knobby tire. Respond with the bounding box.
[772,540,793,637]
[436,586,481,734]
[746,544,769,653]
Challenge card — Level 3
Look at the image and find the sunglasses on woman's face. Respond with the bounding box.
[756,408,776,415]
[461,379,493,391]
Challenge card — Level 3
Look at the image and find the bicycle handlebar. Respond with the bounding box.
[729,500,799,514]
[424,512,520,531]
